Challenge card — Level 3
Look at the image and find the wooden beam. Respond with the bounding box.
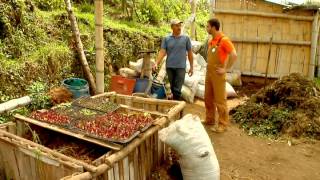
[309,10,319,78]
[95,0,105,94]
[231,38,311,46]
[212,9,314,21]
[13,114,122,151]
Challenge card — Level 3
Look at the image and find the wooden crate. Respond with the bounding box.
[0,92,185,180]
[0,122,85,180]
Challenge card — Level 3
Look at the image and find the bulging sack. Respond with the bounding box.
[159,114,220,180]
[119,68,138,78]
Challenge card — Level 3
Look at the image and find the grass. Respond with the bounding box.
[315,78,320,87]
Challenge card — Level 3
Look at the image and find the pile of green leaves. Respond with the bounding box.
[232,73,320,139]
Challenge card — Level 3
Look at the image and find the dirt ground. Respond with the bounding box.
[182,97,320,180]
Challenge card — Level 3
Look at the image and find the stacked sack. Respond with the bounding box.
[119,58,156,78]
[159,114,220,180]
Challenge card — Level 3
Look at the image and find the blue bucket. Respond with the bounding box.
[133,78,150,93]
[151,81,166,99]
[62,78,90,99]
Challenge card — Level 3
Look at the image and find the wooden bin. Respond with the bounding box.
[0,92,186,180]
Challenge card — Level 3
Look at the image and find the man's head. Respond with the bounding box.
[206,18,220,35]
[170,19,183,36]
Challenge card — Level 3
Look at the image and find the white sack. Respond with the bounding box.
[159,114,220,180]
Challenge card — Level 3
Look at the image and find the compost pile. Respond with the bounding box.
[232,73,320,139]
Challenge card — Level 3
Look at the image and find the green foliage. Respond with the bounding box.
[78,2,94,13]
[233,102,292,138]
[0,107,30,123]
[33,0,64,11]
[315,78,320,88]
[26,82,52,110]
[135,0,163,24]
[0,0,48,59]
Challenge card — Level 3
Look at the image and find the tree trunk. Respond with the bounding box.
[64,0,97,95]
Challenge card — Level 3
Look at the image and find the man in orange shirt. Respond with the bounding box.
[204,18,237,133]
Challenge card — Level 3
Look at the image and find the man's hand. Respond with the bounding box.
[216,67,226,75]
[188,67,193,77]
[152,63,158,71]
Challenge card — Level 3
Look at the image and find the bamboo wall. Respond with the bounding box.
[212,0,316,78]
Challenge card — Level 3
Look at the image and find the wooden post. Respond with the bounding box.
[64,0,97,95]
[95,0,104,94]
[309,10,319,78]
[209,0,215,18]
[264,36,273,89]
[190,0,196,40]
[317,16,320,77]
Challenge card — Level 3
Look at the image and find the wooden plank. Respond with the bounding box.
[140,142,146,180]
[108,168,114,180]
[119,105,168,117]
[213,9,313,21]
[113,163,120,180]
[128,152,134,180]
[0,141,20,179]
[14,114,122,150]
[123,157,130,180]
[232,38,311,46]
[118,160,124,180]
[133,149,139,180]
[154,132,159,167]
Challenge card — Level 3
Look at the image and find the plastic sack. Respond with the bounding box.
[186,54,201,72]
[119,68,138,78]
[226,71,242,87]
[226,82,237,98]
[129,58,155,73]
[196,82,237,100]
[181,84,197,103]
[195,84,205,99]
[184,74,200,88]
[195,54,207,67]
[191,41,203,53]
[159,114,220,180]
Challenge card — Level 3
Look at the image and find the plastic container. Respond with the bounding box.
[62,78,90,99]
[110,75,136,95]
[133,78,151,93]
[151,81,166,99]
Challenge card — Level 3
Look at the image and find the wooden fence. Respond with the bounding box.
[210,0,319,78]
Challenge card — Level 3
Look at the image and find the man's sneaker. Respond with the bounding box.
[211,125,226,133]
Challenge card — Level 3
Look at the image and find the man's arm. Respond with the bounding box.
[187,50,194,76]
[225,49,237,70]
[153,49,166,70]
[186,37,193,76]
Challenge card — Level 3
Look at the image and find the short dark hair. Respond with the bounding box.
[207,18,220,31]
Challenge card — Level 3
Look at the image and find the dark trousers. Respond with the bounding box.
[167,68,186,100]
